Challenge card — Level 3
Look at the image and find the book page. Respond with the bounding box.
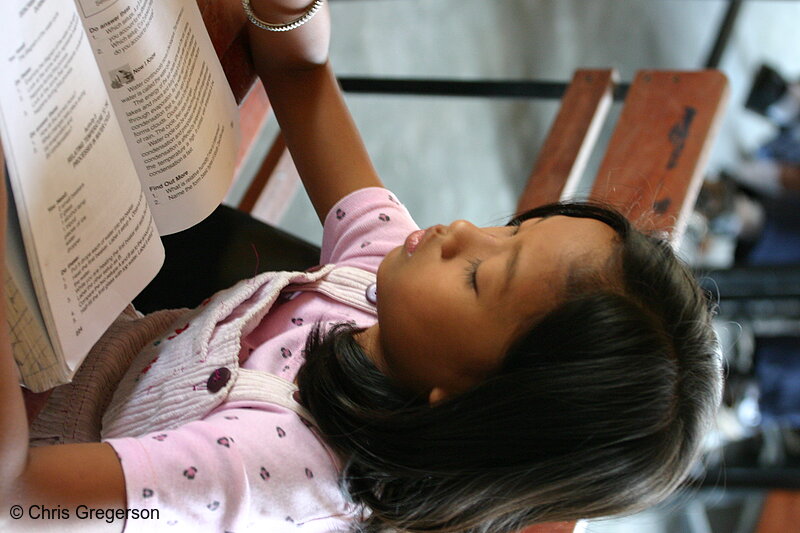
[4,167,62,392]
[0,0,165,388]
[76,0,241,235]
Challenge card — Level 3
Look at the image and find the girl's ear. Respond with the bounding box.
[428,387,450,406]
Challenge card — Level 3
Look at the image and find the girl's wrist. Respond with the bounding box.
[245,0,330,71]
[247,0,316,26]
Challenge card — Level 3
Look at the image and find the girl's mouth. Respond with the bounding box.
[404,229,427,256]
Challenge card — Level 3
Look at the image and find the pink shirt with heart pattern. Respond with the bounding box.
[104,188,418,532]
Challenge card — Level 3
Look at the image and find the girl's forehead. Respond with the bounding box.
[510,206,629,238]
[506,216,620,294]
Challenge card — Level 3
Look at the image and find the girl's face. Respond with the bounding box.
[364,215,620,402]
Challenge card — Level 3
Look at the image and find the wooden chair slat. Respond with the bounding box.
[517,69,617,213]
[756,490,800,533]
[239,132,286,214]
[589,70,729,241]
[238,133,302,226]
[235,80,272,174]
[520,520,581,533]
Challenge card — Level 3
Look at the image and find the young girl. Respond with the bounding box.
[0,0,723,531]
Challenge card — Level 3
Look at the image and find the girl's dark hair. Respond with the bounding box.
[296,202,723,533]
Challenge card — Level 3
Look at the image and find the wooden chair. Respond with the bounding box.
[518,68,728,241]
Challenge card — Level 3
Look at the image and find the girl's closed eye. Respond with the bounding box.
[465,258,482,292]
[464,225,520,292]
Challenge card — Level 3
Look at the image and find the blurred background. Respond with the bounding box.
[227,1,800,531]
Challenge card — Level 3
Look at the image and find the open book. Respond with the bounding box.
[0,0,241,392]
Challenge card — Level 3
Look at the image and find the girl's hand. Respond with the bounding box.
[245,0,331,72]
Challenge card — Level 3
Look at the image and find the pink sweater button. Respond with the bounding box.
[365,283,377,304]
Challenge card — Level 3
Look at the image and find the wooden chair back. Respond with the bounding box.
[757,491,800,533]
[519,68,728,241]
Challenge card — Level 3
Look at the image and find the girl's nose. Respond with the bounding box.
[440,220,489,258]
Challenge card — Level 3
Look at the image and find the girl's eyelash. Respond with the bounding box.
[464,224,521,292]
[465,258,482,291]
[464,227,516,291]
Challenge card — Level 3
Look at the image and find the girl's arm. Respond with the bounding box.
[247,0,384,223]
[0,147,125,532]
